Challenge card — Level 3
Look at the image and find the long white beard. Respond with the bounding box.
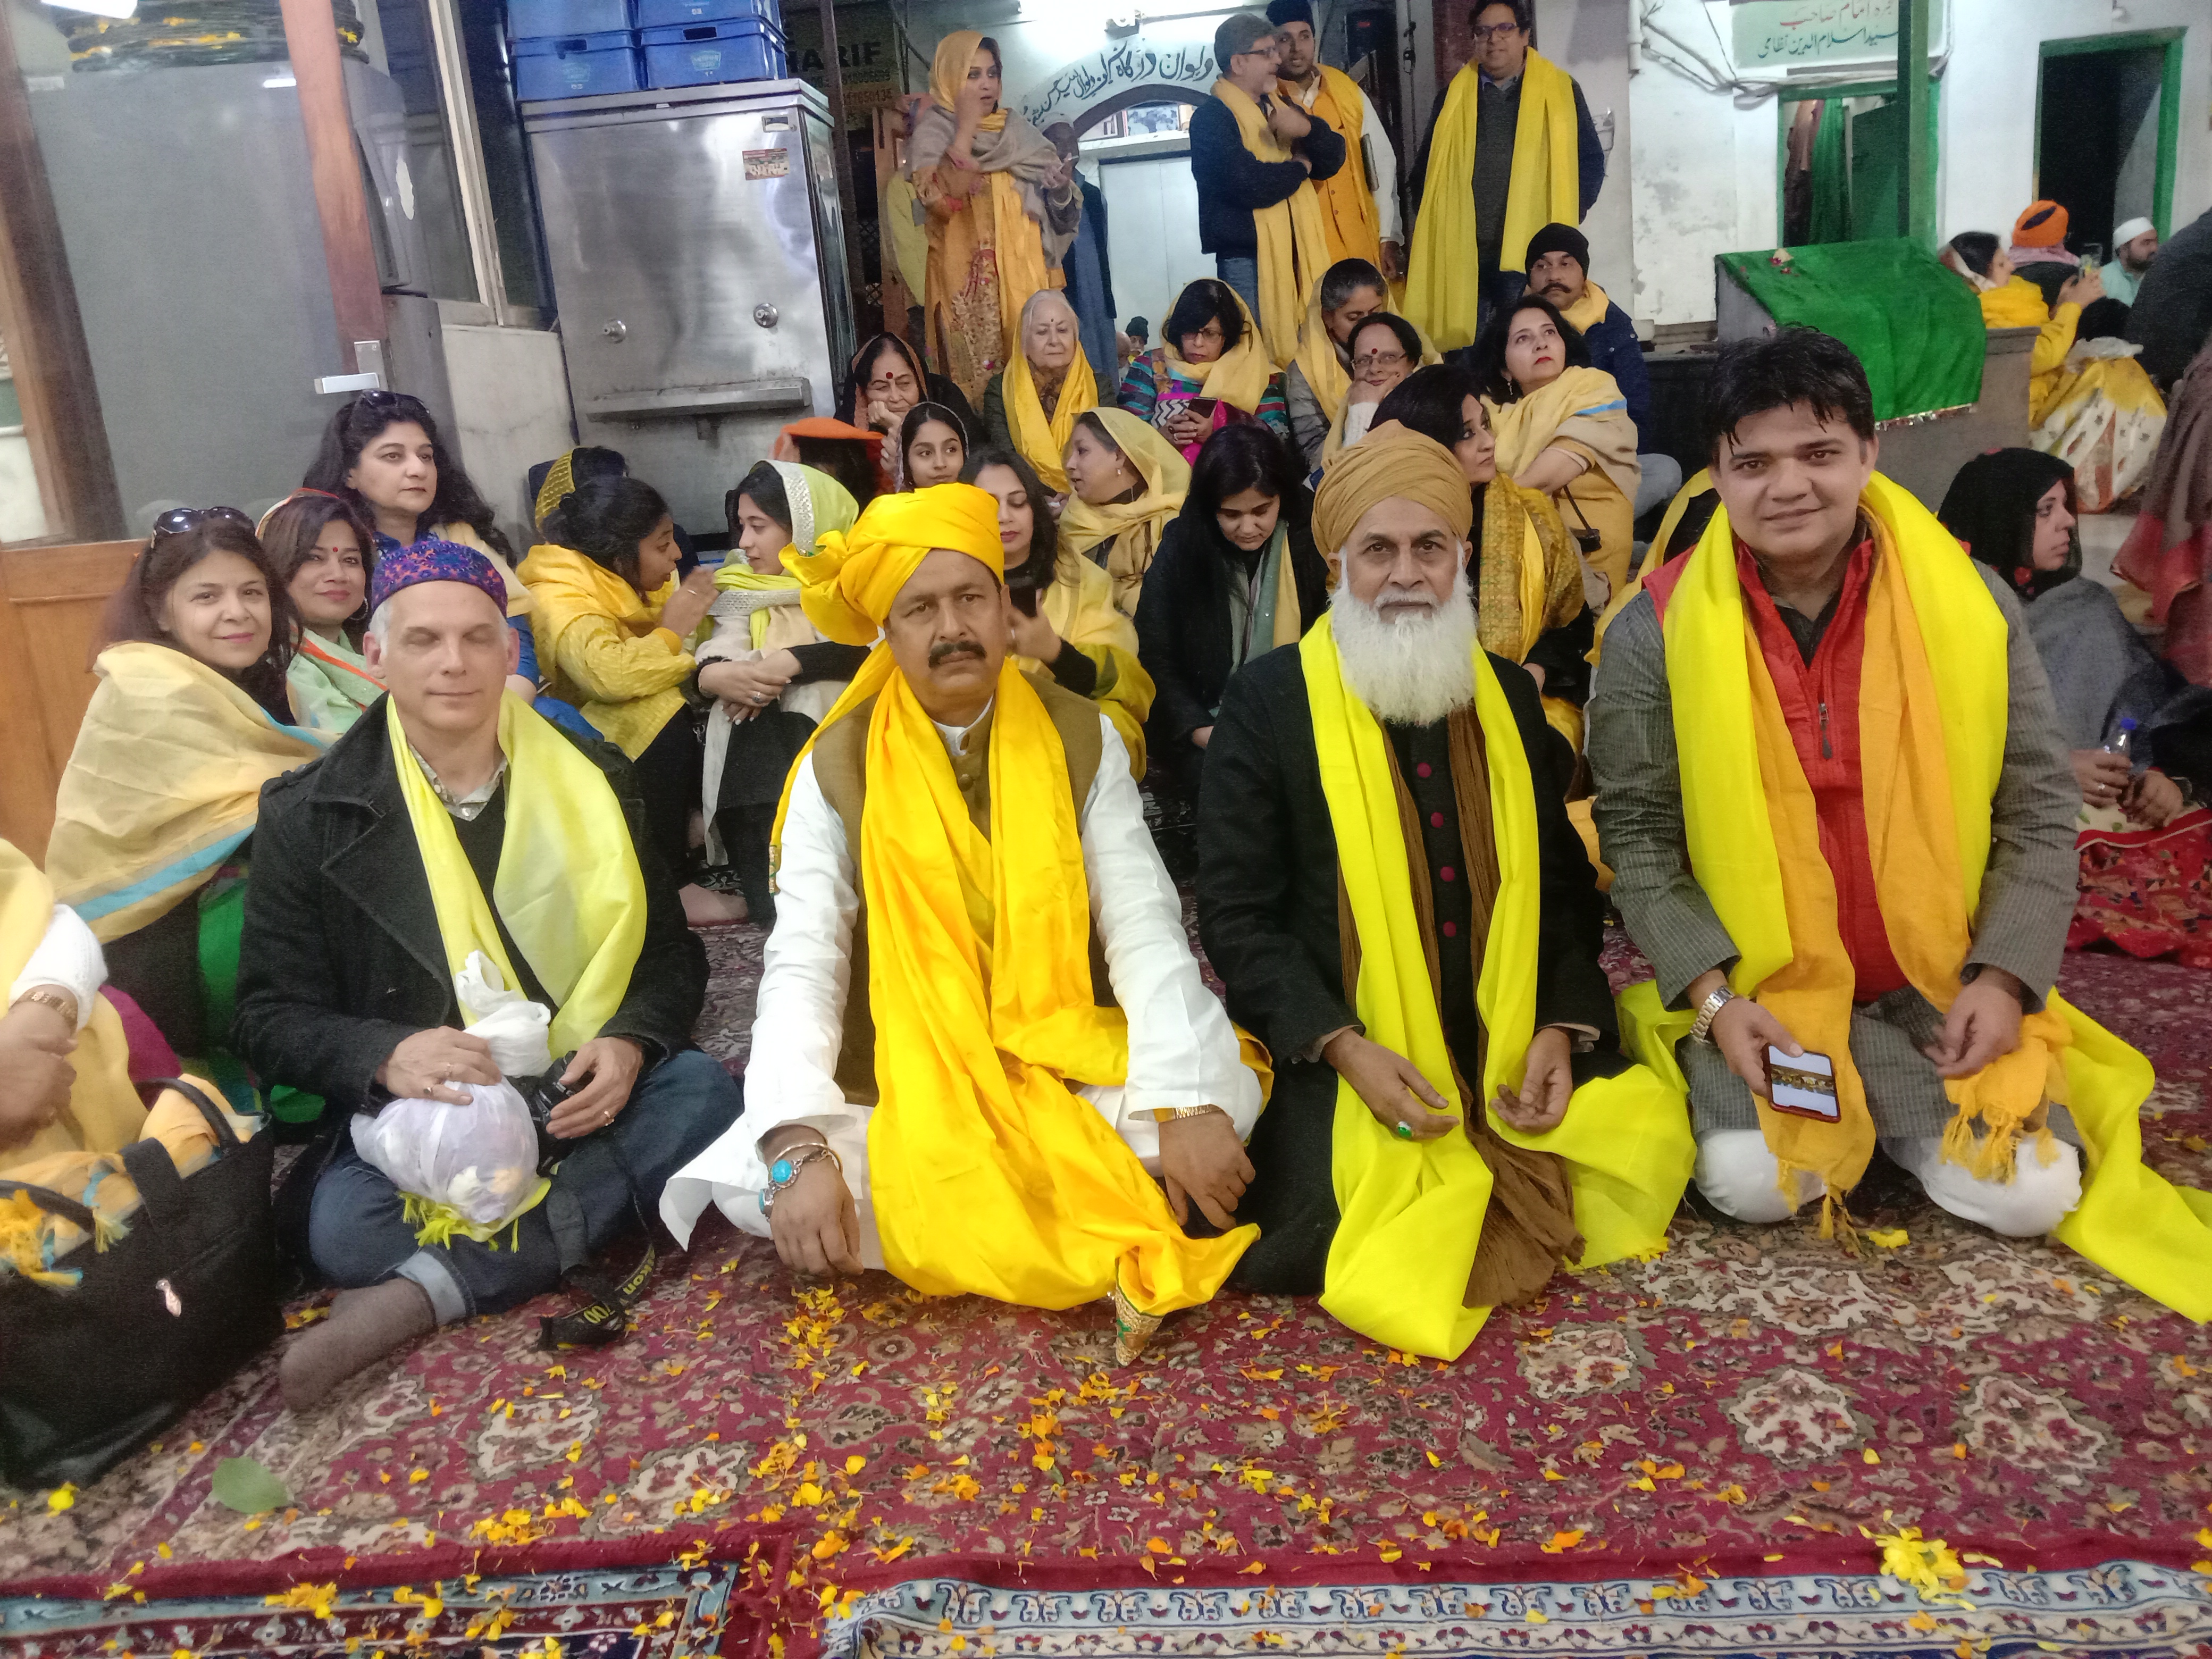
[1328,564,1480,727]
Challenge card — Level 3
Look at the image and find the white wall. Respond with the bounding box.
[1092,152,1210,340]
[1540,0,1636,313]
[0,432,47,544]
[441,324,576,550]
[1626,0,2210,325]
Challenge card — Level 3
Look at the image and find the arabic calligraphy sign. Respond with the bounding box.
[1017,37,1221,128]
[1731,0,1948,74]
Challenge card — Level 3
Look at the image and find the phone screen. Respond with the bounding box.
[1767,1048,1840,1121]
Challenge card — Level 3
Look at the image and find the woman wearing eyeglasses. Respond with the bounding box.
[1116,279,1292,463]
[303,390,597,740]
[43,509,327,1088]
[1464,292,1640,603]
[1317,312,1432,467]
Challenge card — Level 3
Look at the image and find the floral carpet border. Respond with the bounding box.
[0,1529,793,1658]
[823,1557,2212,1658]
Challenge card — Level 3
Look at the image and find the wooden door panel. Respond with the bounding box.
[0,539,136,861]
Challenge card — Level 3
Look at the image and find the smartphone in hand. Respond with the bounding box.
[1767,1047,1840,1121]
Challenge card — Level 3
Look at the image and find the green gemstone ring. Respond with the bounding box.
[1394,1121,1414,1140]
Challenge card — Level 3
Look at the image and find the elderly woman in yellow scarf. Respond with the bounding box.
[1944,230,2166,513]
[908,32,1081,407]
[1059,408,1194,617]
[982,290,1098,492]
[45,512,326,1082]
[697,461,868,925]
[1317,311,1439,467]
[963,445,1154,775]
[1117,279,1292,460]
[1468,292,1640,602]
[518,474,741,925]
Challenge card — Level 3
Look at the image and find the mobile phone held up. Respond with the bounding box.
[1006,565,1042,617]
[1767,1046,1840,1121]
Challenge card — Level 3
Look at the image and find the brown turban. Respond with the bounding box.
[1312,422,1476,559]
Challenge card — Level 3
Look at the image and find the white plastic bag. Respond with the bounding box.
[455,950,552,1078]
[349,956,556,1229]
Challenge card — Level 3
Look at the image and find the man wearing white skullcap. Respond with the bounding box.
[2104,216,2158,305]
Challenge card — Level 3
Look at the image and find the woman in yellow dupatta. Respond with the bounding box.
[1059,408,1193,617]
[45,514,327,1075]
[1471,294,1640,602]
[963,445,1154,776]
[907,33,1081,406]
[1318,312,1440,467]
[982,290,1097,493]
[1943,231,2165,513]
[1117,280,1294,460]
[699,462,866,924]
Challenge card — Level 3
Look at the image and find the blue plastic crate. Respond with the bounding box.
[641,17,785,87]
[513,30,643,100]
[508,0,629,39]
[634,0,774,30]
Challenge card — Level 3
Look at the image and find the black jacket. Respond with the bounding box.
[2127,207,2212,386]
[1135,501,1332,748]
[1189,94,1347,259]
[1196,642,1614,1069]
[232,699,706,1109]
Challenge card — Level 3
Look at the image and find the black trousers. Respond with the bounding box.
[629,710,701,883]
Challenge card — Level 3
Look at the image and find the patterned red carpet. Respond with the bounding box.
[3,928,2210,1656]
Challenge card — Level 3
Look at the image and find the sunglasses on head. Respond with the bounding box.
[149,505,252,542]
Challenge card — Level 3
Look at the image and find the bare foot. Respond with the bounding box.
[680,884,749,926]
[280,1278,435,1411]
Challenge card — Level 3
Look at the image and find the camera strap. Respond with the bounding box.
[537,1133,658,1350]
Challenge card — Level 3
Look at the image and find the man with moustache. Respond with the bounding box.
[1267,0,1401,279]
[1196,425,1690,1360]
[661,484,1267,1363]
[1520,221,1680,515]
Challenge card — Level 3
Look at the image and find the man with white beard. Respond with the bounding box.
[1195,424,1691,1360]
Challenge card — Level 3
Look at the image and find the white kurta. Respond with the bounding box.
[11,903,105,1030]
[660,706,1262,1263]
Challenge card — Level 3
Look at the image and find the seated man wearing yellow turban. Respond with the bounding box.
[661,484,1265,1363]
[1195,424,1691,1360]
[1588,330,2211,1322]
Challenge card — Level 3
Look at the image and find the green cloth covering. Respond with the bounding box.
[194,878,323,1122]
[1806,102,1850,247]
[1715,239,1985,423]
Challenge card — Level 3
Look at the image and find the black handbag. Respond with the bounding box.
[0,1078,282,1489]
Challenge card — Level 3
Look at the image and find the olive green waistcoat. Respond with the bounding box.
[811,671,1114,1104]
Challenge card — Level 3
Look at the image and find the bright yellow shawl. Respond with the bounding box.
[1020,550,1155,777]
[858,659,1255,1313]
[1301,615,1691,1358]
[1290,290,1354,426]
[1005,310,1099,495]
[46,643,328,942]
[1619,476,2212,1318]
[1163,280,1278,416]
[517,542,689,759]
[386,691,646,1057]
[1285,66,1383,269]
[716,462,860,648]
[1211,79,1335,366]
[1405,51,1580,351]
[1057,408,1192,617]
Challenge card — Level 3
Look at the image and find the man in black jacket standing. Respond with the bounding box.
[1189,12,1346,337]
[236,543,740,1409]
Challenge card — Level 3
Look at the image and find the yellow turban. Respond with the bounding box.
[1311,421,1475,557]
[790,481,1006,644]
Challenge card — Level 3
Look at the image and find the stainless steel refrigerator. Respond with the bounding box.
[523,79,855,533]
[27,58,453,529]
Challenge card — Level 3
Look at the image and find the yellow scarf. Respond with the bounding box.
[930,31,1054,347]
[1978,277,2051,329]
[515,542,688,759]
[534,449,579,531]
[1210,79,1335,366]
[857,660,1257,1313]
[1283,66,1382,268]
[1557,280,1611,336]
[1405,51,1580,351]
[0,839,144,1171]
[1290,291,1353,426]
[1006,340,1098,494]
[1057,408,1192,617]
[1626,479,2212,1318]
[1486,366,1638,498]
[717,463,860,648]
[46,643,328,942]
[1162,281,1278,415]
[1476,477,1573,665]
[386,692,647,1057]
[1301,614,1691,1358]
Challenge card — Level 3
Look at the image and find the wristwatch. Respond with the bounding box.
[1688,985,1737,1045]
[1151,1105,1224,1124]
[760,1142,841,1217]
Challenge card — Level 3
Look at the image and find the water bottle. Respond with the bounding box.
[2105,718,2136,759]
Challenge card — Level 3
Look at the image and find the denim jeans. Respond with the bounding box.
[1216,255,1262,325]
[310,1049,743,1323]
